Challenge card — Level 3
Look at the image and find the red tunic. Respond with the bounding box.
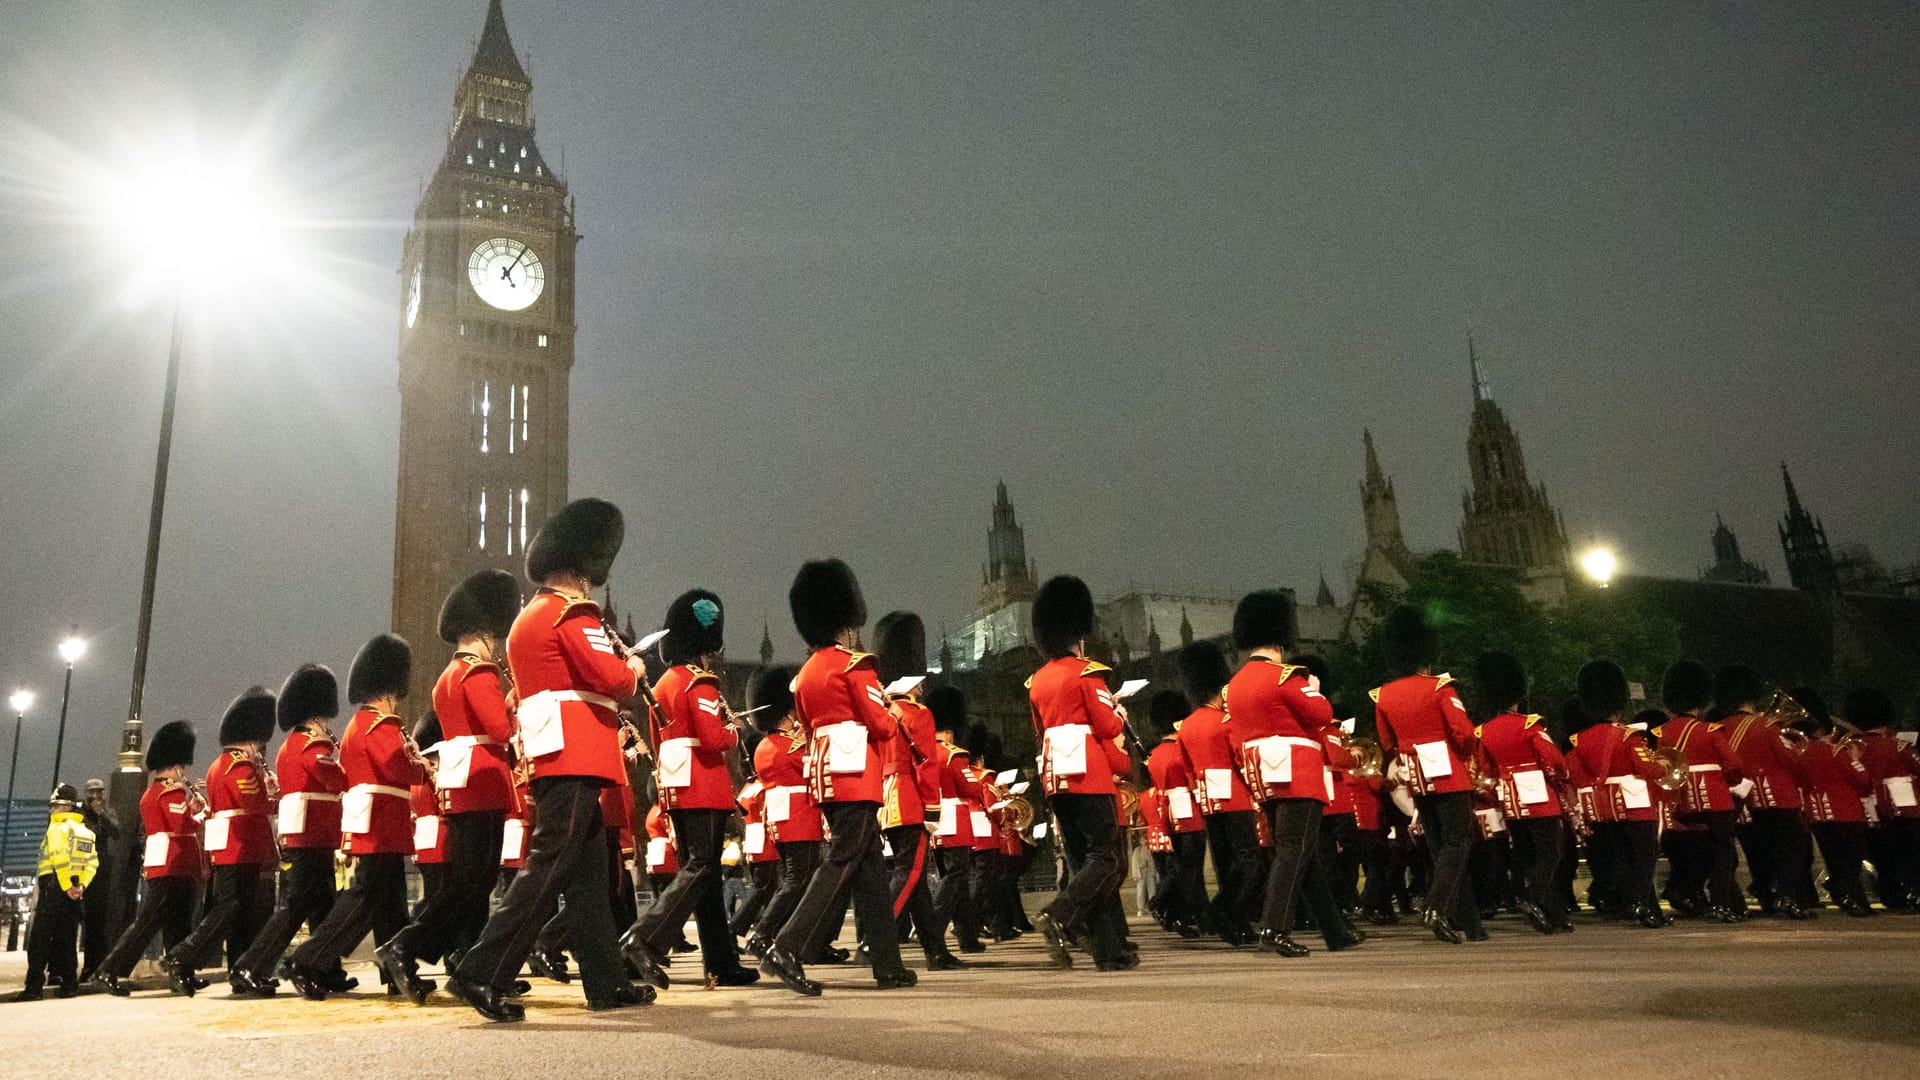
[1476,712,1567,819]
[1857,730,1920,820]
[1351,775,1385,832]
[970,760,1003,852]
[508,590,639,784]
[600,780,633,833]
[501,774,530,869]
[139,780,202,880]
[1146,737,1205,834]
[643,802,679,876]
[753,726,824,843]
[338,706,424,856]
[431,655,515,814]
[1176,704,1253,815]
[1654,715,1743,814]
[933,740,984,849]
[794,645,896,804]
[882,696,938,829]
[1570,723,1664,822]
[274,729,345,850]
[1802,738,1871,823]
[1722,710,1807,810]
[204,749,275,867]
[737,781,780,864]
[1028,656,1126,797]
[1372,674,1475,796]
[1140,787,1173,853]
[1226,658,1344,804]
[411,782,446,864]
[651,665,738,811]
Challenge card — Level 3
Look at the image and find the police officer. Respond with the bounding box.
[15,784,99,1000]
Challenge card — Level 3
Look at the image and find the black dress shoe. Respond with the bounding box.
[1257,928,1310,957]
[285,963,330,1002]
[449,974,525,1022]
[320,967,357,993]
[588,982,656,1011]
[956,940,988,954]
[528,946,573,984]
[1034,911,1074,970]
[710,966,761,987]
[1422,910,1464,945]
[743,934,772,961]
[759,944,822,997]
[510,980,533,996]
[873,968,918,989]
[1465,926,1490,942]
[91,974,130,998]
[668,937,696,955]
[1094,951,1141,972]
[11,988,43,1002]
[1172,921,1202,940]
[159,954,196,997]
[814,945,851,965]
[1517,899,1554,935]
[925,951,965,971]
[1554,916,1576,933]
[852,944,873,967]
[617,930,671,990]
[375,942,430,1005]
[1776,900,1816,921]
[1324,931,1364,952]
[228,970,277,998]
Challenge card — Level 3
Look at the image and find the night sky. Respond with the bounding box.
[1,2,1915,785]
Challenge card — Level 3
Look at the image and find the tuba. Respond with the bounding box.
[1651,746,1689,792]
[1763,690,1814,745]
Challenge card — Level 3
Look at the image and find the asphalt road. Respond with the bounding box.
[3,912,1916,1079]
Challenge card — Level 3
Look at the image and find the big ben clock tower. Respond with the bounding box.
[391,0,578,702]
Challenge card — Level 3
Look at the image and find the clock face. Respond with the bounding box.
[405,265,422,328]
[467,237,545,311]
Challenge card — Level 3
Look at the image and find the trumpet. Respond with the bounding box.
[1347,737,1384,779]
[1650,746,1690,792]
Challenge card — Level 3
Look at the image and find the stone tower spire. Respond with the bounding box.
[759,620,774,667]
[979,480,1038,612]
[1456,343,1570,569]
[1362,430,1410,568]
[1777,463,1839,592]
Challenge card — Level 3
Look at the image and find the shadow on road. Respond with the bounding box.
[1642,983,1920,1048]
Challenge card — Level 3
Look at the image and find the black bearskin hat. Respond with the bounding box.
[219,686,278,746]
[747,666,796,735]
[1576,660,1630,720]
[525,497,624,587]
[927,684,967,735]
[1232,590,1296,652]
[1380,605,1438,679]
[1148,690,1188,737]
[1031,576,1095,659]
[348,634,413,705]
[1842,688,1897,730]
[1712,664,1767,713]
[1660,660,1713,715]
[1476,651,1528,712]
[1179,642,1231,707]
[438,569,521,644]
[789,559,867,648]
[145,720,196,772]
[414,711,442,749]
[277,664,339,732]
[662,588,725,664]
[873,610,928,685]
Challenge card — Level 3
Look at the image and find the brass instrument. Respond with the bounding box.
[401,724,438,784]
[1763,690,1814,743]
[184,779,212,820]
[1115,778,1141,823]
[1348,738,1384,779]
[1003,795,1035,834]
[1651,746,1689,792]
[252,747,280,802]
[1467,754,1500,795]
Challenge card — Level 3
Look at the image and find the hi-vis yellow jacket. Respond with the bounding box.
[37,811,99,891]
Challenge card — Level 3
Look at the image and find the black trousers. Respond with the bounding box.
[1043,793,1126,964]
[1469,831,1513,913]
[393,810,504,965]
[886,825,944,959]
[990,850,1033,935]
[1259,799,1344,944]
[1746,807,1809,908]
[238,848,339,979]
[1674,811,1740,911]
[1867,819,1920,908]
[291,852,408,972]
[24,876,81,993]
[754,839,819,942]
[731,861,779,936]
[1586,822,1625,911]
[1509,817,1569,923]
[1203,810,1265,933]
[1617,819,1659,912]
[631,807,741,974]
[775,800,905,974]
[1414,792,1482,935]
[1812,821,1870,907]
[79,876,112,980]
[1318,813,1361,912]
[457,776,628,1000]
[1356,828,1394,915]
[97,875,197,980]
[172,863,270,973]
[931,845,994,949]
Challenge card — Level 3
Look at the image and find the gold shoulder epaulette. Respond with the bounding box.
[460,657,501,678]
[685,665,721,685]
[842,651,875,673]
[1368,687,1383,704]
[1524,714,1544,728]
[227,748,248,761]
[1276,664,1303,683]
[1432,673,1456,689]
[1080,660,1112,677]
[1569,730,1582,747]
[1473,724,1486,739]
[552,597,600,626]
[1023,675,1035,690]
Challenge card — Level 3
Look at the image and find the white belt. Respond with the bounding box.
[529,690,619,711]
[449,735,498,746]
[1277,736,1321,750]
[349,784,410,799]
[211,809,253,818]
[1688,764,1722,773]
[663,736,705,748]
[285,792,342,802]
[1604,775,1637,785]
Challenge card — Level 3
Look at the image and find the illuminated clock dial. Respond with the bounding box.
[467,237,545,311]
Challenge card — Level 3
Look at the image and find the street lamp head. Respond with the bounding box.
[8,690,32,715]
[1580,546,1618,588]
[59,636,87,665]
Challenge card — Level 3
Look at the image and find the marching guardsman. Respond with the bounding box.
[1299,656,1364,916]
[452,497,650,1020]
[381,570,521,994]
[1027,575,1132,972]
[1144,690,1206,937]
[620,588,759,989]
[1568,661,1667,928]
[1651,660,1744,922]
[1716,665,1813,919]
[1370,606,1481,944]
[874,611,961,971]
[1799,692,1873,914]
[1175,641,1263,945]
[928,689,987,955]
[728,750,782,939]
[233,664,352,996]
[1847,688,1919,910]
[743,666,824,957]
[410,715,448,912]
[162,687,277,996]
[759,559,915,995]
[14,784,99,1000]
[288,634,426,999]
[966,720,1012,946]
[1226,591,1359,957]
[1471,650,1569,934]
[93,722,202,996]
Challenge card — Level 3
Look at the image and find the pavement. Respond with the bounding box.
[1,912,1916,1080]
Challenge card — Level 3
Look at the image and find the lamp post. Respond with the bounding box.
[3,690,30,950]
[51,635,86,790]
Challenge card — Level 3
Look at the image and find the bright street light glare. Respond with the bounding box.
[8,691,33,714]
[1580,546,1618,587]
[59,636,87,665]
